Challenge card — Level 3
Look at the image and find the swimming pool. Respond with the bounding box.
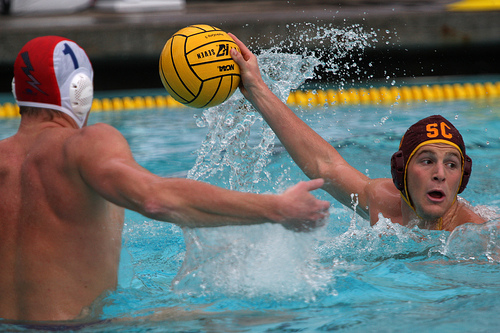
[2,24,500,331]
[1,83,499,331]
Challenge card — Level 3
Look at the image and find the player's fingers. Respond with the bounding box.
[302,178,325,192]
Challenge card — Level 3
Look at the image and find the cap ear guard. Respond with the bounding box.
[69,72,93,121]
[390,150,405,191]
[458,155,472,193]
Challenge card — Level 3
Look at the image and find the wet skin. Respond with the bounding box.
[406,143,462,222]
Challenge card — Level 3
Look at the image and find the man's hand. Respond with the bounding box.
[277,179,330,232]
[229,32,265,100]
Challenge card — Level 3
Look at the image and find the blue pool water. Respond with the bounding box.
[2,24,500,332]
[1,93,499,332]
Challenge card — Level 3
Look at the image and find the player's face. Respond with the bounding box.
[406,143,462,221]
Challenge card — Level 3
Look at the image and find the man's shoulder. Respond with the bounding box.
[73,123,124,143]
[366,178,399,194]
[0,135,16,150]
[65,123,128,158]
[80,122,118,135]
[456,198,489,225]
[364,179,401,208]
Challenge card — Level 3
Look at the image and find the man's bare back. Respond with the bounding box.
[0,115,124,320]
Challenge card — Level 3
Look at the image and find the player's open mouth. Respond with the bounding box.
[428,190,445,200]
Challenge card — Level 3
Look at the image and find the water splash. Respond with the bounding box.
[250,22,379,88]
[176,23,377,300]
[316,214,444,263]
[443,219,500,263]
[172,224,333,303]
[187,100,270,192]
[187,23,377,190]
[186,50,320,191]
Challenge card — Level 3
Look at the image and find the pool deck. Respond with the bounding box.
[1,0,500,91]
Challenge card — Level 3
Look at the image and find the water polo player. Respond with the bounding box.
[230,33,487,231]
[0,36,329,322]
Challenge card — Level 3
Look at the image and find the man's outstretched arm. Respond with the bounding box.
[75,123,330,231]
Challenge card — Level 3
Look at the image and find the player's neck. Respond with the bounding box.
[401,199,442,230]
[19,113,77,131]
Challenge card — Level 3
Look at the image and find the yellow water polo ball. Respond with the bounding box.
[159,24,241,108]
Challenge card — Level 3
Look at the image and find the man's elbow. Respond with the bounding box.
[140,197,176,221]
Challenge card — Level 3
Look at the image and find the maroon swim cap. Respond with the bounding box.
[391,115,472,205]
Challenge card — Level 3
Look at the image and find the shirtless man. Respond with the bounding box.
[0,36,330,322]
[229,33,486,232]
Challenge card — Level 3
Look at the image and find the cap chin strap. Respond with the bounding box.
[402,194,445,230]
[11,77,16,100]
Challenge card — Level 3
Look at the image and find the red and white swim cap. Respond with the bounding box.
[13,36,94,128]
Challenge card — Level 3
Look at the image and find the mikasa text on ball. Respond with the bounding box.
[159,24,241,108]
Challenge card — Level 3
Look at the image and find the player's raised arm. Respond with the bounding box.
[229,33,371,216]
